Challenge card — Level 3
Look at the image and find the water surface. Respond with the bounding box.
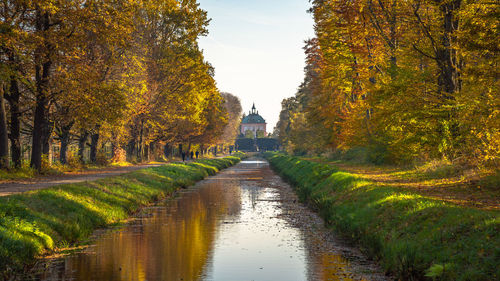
[27,159,385,281]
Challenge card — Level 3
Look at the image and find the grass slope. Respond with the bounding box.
[0,156,243,278]
[264,152,499,281]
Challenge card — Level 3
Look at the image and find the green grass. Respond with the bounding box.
[0,166,37,181]
[0,155,243,278]
[264,152,500,281]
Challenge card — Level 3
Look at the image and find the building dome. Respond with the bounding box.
[240,103,267,138]
[241,103,266,124]
[242,114,265,124]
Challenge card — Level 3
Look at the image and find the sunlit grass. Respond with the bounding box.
[110,161,134,167]
[0,166,37,180]
[0,155,244,278]
[264,152,499,281]
[0,159,157,182]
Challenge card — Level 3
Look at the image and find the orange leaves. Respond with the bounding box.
[277,0,498,167]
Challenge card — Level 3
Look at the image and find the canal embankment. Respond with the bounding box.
[264,152,499,281]
[21,157,389,281]
[0,155,244,279]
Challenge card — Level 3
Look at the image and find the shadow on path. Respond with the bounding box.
[0,163,165,197]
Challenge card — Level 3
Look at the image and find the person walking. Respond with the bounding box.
[195,151,199,159]
[181,151,186,162]
[190,151,194,160]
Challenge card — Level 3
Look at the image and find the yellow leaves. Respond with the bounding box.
[275,0,498,166]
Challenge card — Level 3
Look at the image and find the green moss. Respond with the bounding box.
[264,152,500,281]
[0,156,243,278]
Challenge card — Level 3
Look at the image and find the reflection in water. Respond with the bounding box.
[28,159,382,281]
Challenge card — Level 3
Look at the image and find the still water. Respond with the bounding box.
[28,159,386,281]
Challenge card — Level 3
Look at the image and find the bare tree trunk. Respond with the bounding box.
[31,7,52,171]
[0,86,9,169]
[126,139,136,160]
[413,0,462,99]
[89,126,100,163]
[163,143,170,159]
[436,0,462,97]
[6,76,21,168]
[78,130,89,163]
[148,142,155,161]
[31,94,49,170]
[42,120,53,156]
[111,132,117,159]
[31,9,52,171]
[57,122,73,164]
[137,119,144,162]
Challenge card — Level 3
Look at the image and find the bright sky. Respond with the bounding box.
[198,0,315,131]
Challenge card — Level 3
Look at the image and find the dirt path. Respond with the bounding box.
[0,163,166,197]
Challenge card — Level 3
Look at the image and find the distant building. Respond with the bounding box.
[240,103,266,138]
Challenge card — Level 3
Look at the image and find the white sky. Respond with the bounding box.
[198,0,315,130]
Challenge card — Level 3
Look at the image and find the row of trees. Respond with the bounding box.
[1,0,242,171]
[277,0,498,166]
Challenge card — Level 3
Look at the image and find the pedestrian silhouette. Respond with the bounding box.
[190,151,194,160]
[181,152,186,162]
[195,151,199,159]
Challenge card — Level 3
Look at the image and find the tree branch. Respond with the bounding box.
[412,43,437,60]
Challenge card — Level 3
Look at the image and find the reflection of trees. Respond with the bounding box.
[301,225,356,280]
[306,252,355,281]
[37,181,242,281]
[246,185,259,209]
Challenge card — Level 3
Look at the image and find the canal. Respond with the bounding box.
[25,159,388,281]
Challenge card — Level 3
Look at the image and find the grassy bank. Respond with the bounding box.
[264,152,499,281]
[0,155,243,278]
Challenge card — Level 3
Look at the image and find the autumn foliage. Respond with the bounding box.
[277,0,499,167]
[0,0,240,171]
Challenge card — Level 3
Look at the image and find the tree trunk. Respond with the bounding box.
[163,143,170,159]
[436,0,462,98]
[148,142,155,161]
[137,120,144,162]
[78,131,89,163]
[435,0,462,158]
[144,143,149,161]
[111,133,117,159]
[178,144,183,157]
[89,127,100,163]
[42,120,53,156]
[7,76,21,168]
[58,122,73,164]
[0,87,9,169]
[31,9,52,171]
[31,94,49,170]
[126,139,136,160]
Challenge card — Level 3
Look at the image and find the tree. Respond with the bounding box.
[220,93,242,145]
[277,0,498,166]
[0,0,249,171]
